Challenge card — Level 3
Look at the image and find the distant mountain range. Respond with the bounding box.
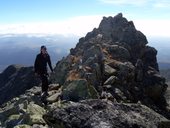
[148,36,170,70]
[159,62,170,70]
[148,37,170,60]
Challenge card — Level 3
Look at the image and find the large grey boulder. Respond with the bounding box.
[62,79,99,102]
[43,99,168,128]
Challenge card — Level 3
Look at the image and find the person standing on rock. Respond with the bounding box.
[34,45,53,104]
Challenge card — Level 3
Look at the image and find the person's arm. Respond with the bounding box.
[47,55,53,72]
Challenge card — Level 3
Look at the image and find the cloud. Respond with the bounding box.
[99,0,170,8]
[153,0,170,8]
[0,15,169,38]
[0,15,103,37]
[134,19,170,37]
[98,0,147,6]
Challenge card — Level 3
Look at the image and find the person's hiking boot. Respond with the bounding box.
[42,98,48,106]
[41,91,49,97]
[45,91,49,96]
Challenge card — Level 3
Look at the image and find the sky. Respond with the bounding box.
[0,0,170,37]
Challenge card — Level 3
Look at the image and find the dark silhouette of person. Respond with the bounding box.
[34,45,53,104]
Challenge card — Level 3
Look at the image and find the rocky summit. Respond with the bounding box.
[50,13,168,111]
[0,13,170,128]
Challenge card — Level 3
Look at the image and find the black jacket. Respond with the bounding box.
[34,53,53,74]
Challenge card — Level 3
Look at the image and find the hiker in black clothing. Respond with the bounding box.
[34,45,53,101]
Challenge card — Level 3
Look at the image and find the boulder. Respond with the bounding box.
[27,114,46,125]
[48,84,61,91]
[104,64,117,76]
[1,102,47,127]
[47,92,61,103]
[5,114,21,128]
[50,56,73,85]
[43,99,168,128]
[104,75,117,85]
[62,79,99,102]
[141,46,159,71]
[14,124,32,128]
[0,105,22,122]
[82,45,103,64]
[26,103,46,115]
[23,103,46,126]
[106,45,130,61]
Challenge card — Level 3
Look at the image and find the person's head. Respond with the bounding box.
[40,45,47,54]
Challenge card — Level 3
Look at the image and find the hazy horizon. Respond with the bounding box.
[0,33,169,73]
[0,33,79,72]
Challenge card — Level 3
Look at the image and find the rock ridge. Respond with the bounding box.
[0,65,40,105]
[50,13,168,117]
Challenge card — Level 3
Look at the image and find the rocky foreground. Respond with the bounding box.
[0,13,170,127]
[0,85,169,128]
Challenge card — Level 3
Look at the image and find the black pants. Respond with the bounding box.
[40,74,49,92]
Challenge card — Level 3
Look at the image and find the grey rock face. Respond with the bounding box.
[0,65,40,105]
[43,99,168,128]
[50,13,168,118]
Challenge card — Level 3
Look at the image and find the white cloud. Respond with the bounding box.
[0,15,169,38]
[0,15,103,37]
[99,0,170,8]
[134,19,170,37]
[99,0,148,6]
[153,0,170,8]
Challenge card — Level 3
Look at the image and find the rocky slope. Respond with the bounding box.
[44,99,169,128]
[0,86,169,128]
[0,65,40,105]
[50,13,168,113]
[0,13,170,128]
[0,84,62,128]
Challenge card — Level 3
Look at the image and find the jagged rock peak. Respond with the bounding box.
[50,13,168,118]
[114,12,123,18]
[99,13,135,31]
[84,13,147,47]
